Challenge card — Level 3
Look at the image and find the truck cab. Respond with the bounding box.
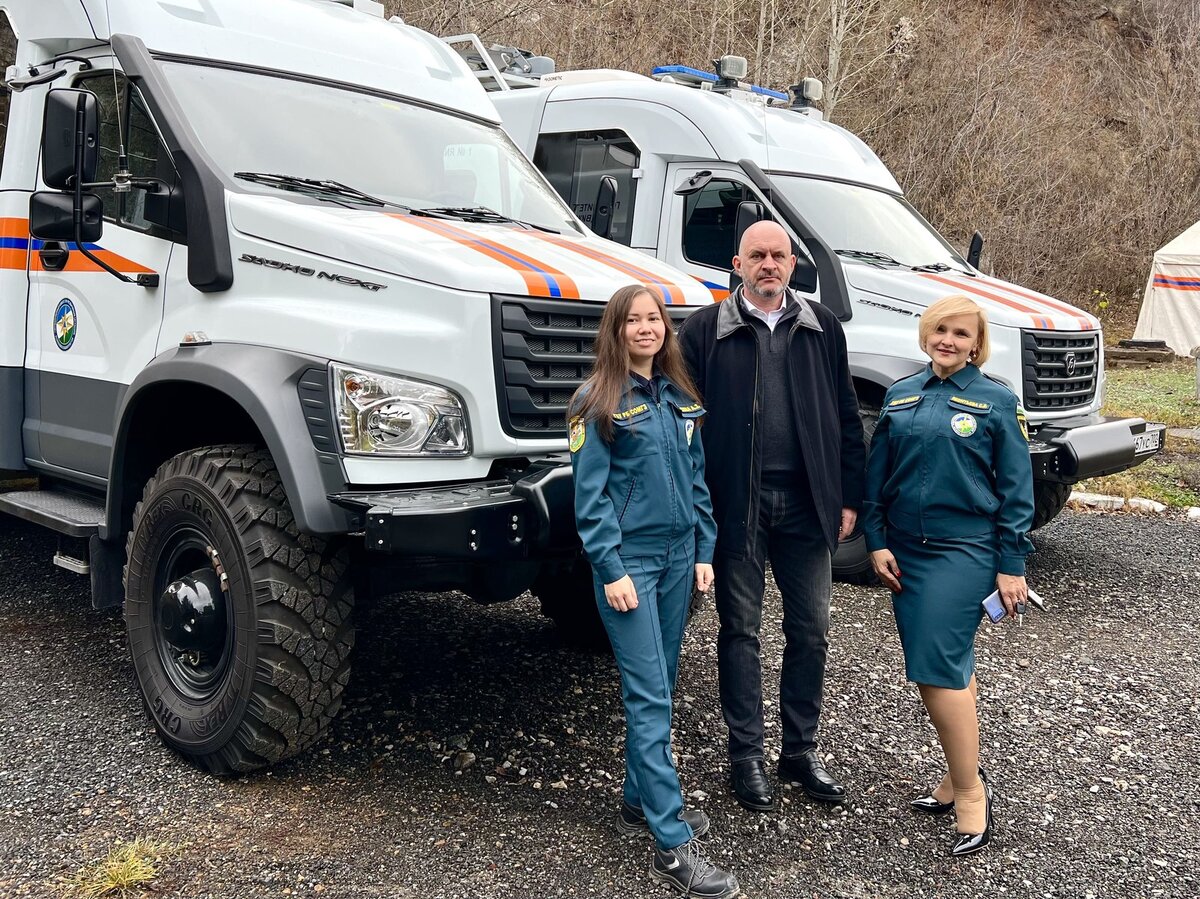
[0,0,714,773]
[469,42,1167,580]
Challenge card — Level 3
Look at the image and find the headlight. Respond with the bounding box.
[332,364,469,456]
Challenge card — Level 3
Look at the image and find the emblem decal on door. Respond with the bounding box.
[53,299,77,351]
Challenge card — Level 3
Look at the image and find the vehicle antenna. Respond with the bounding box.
[104,0,131,194]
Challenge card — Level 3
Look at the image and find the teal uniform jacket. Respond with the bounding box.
[862,363,1035,575]
[569,377,717,584]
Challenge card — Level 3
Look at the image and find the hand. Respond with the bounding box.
[838,507,858,543]
[604,575,639,613]
[996,573,1027,619]
[870,549,902,592]
[694,563,714,595]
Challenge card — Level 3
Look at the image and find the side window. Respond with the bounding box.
[0,12,18,177]
[74,72,178,237]
[682,179,753,270]
[533,130,639,245]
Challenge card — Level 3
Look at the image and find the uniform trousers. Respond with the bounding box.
[593,536,695,850]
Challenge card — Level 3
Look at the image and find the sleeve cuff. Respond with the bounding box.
[865,530,887,552]
[998,554,1026,576]
[594,552,627,584]
[696,540,715,565]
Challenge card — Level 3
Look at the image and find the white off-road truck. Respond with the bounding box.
[454,39,1167,581]
[0,0,717,773]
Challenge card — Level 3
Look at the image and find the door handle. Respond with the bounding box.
[38,241,70,272]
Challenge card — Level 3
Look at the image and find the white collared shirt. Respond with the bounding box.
[741,291,790,332]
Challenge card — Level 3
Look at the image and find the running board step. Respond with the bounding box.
[0,488,105,538]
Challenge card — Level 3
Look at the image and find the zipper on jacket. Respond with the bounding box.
[618,477,638,524]
[657,400,680,537]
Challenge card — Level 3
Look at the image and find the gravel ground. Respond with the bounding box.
[1,508,1198,898]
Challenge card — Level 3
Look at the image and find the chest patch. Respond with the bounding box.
[569,416,586,453]
[888,394,922,409]
[950,413,978,438]
[613,403,649,421]
[685,420,695,446]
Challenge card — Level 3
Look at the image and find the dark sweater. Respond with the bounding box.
[746,309,810,497]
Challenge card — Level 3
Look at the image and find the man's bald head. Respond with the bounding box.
[734,220,796,307]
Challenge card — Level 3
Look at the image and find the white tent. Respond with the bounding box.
[1133,221,1200,356]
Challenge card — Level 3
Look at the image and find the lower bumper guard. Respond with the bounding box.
[1029,415,1167,482]
[329,459,578,560]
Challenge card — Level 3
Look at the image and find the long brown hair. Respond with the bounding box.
[569,285,702,442]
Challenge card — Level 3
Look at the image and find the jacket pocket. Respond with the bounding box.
[669,401,706,453]
[613,406,659,455]
[618,477,638,524]
[882,394,922,437]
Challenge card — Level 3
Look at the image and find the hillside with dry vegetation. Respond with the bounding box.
[390,0,1200,336]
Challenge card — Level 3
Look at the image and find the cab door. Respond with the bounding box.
[27,69,176,480]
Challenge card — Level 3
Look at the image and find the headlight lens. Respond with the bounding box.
[332,364,469,456]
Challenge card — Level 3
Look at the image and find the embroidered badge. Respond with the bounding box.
[678,403,703,413]
[54,298,77,351]
[685,420,695,446]
[951,413,978,437]
[568,416,586,453]
[888,395,921,408]
[613,403,649,421]
[949,395,990,411]
[1016,404,1029,441]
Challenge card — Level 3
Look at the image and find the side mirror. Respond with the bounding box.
[41,89,100,190]
[790,251,818,294]
[591,175,617,240]
[30,191,103,243]
[143,181,188,236]
[967,230,984,269]
[734,200,767,253]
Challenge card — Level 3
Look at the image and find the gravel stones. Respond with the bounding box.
[1,509,1198,897]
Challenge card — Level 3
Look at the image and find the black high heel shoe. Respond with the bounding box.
[949,778,993,857]
[910,766,987,816]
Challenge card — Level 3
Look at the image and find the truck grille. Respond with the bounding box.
[1020,330,1099,411]
[493,295,691,437]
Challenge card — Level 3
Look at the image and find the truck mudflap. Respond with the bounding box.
[1028,415,1167,482]
[329,459,579,560]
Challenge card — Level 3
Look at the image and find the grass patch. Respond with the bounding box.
[1076,362,1200,506]
[1102,360,1200,429]
[59,839,175,898]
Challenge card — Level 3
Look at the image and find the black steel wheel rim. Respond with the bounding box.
[151,524,234,701]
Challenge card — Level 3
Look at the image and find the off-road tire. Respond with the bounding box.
[124,445,354,774]
[832,407,879,586]
[1032,480,1072,531]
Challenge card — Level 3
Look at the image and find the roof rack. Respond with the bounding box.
[442,33,553,91]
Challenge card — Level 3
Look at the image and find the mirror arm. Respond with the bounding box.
[69,97,159,289]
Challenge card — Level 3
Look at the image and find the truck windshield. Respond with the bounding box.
[161,62,580,234]
[769,175,966,271]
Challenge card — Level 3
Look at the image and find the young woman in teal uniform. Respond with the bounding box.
[863,294,1034,857]
[569,285,739,899]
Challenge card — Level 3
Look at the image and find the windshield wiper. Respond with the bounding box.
[835,248,903,266]
[416,206,561,233]
[235,172,404,210]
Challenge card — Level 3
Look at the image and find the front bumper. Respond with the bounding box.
[329,458,579,560]
[1029,415,1167,483]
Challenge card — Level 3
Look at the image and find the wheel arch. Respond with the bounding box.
[105,344,351,542]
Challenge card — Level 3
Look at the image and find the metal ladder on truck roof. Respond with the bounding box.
[442,33,551,91]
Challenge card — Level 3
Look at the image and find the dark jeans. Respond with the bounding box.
[715,487,832,763]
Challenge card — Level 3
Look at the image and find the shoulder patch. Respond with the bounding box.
[949,395,991,411]
[887,395,922,409]
[613,403,650,421]
[677,403,703,413]
[568,416,586,453]
[1016,404,1029,441]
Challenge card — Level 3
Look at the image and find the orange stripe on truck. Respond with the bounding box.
[528,232,687,305]
[919,272,1055,330]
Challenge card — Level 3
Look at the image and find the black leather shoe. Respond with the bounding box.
[950,780,994,857]
[777,750,846,804]
[617,801,711,838]
[729,759,775,812]
[651,838,741,898]
[910,766,988,816]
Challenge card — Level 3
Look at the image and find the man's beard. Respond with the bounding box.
[751,278,784,300]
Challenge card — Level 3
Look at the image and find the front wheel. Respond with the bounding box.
[124,445,354,774]
[533,560,610,650]
[1032,481,1072,530]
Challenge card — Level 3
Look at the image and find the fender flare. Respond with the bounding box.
[105,344,350,539]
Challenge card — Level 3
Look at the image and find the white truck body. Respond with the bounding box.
[481,55,1166,574]
[0,0,711,772]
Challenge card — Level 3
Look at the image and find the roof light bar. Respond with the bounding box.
[651,64,788,101]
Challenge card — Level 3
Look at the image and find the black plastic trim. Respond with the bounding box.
[111,34,233,292]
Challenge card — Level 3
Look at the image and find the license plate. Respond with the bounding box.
[1134,430,1161,454]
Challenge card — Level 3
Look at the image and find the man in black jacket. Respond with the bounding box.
[678,220,865,812]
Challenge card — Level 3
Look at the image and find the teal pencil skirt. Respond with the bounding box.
[888,526,999,690]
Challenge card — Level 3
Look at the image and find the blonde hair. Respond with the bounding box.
[919,294,990,367]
